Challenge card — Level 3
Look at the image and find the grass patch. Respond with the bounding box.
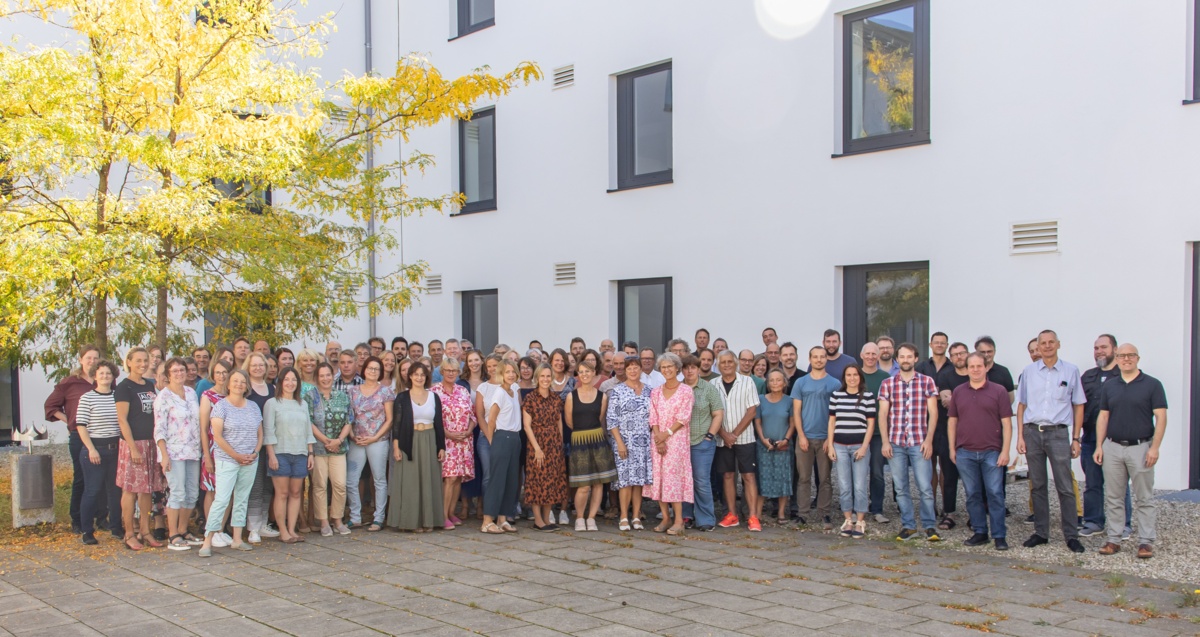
[1103,574,1126,589]
[1177,588,1200,608]
[1010,563,1055,574]
[944,603,981,612]
[952,620,997,632]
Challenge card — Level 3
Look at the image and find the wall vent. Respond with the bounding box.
[425,274,443,294]
[554,262,576,285]
[553,65,575,89]
[1011,220,1059,255]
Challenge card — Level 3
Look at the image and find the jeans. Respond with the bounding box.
[206,460,259,532]
[483,431,521,518]
[246,455,274,532]
[1025,424,1078,540]
[683,438,717,527]
[1081,434,1131,528]
[932,429,958,514]
[79,440,122,535]
[887,444,935,530]
[347,439,390,525]
[163,459,200,509]
[869,435,887,515]
[956,448,1006,539]
[69,430,86,528]
[1102,440,1156,544]
[833,443,870,514]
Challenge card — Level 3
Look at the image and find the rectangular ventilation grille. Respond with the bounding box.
[553,65,574,89]
[1011,220,1059,254]
[554,262,576,285]
[425,274,443,294]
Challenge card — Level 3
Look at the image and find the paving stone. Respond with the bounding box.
[43,590,118,614]
[103,619,198,637]
[606,592,699,614]
[76,605,161,631]
[754,605,848,630]
[536,593,624,615]
[190,616,288,637]
[518,607,610,632]
[590,605,690,632]
[667,604,769,631]
[270,612,366,636]
[303,594,391,618]
[1058,616,1175,637]
[754,589,848,612]
[150,600,237,624]
[0,608,79,633]
[350,609,449,634]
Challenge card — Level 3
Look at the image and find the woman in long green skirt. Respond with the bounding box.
[387,362,446,532]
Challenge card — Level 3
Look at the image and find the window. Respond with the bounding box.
[203,292,271,346]
[458,108,496,214]
[615,62,673,190]
[0,366,17,443]
[213,179,271,215]
[461,289,498,354]
[1191,0,1200,104]
[456,0,494,38]
[617,278,672,354]
[843,262,929,360]
[1191,245,1200,487]
[841,0,930,155]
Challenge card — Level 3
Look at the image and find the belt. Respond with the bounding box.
[1108,437,1151,447]
[1027,423,1067,431]
[413,423,434,431]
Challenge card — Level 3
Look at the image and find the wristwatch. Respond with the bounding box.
[704,433,715,441]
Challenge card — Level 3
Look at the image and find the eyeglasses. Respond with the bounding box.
[1115,353,1139,360]
[738,358,754,363]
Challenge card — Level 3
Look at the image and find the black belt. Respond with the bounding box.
[1027,423,1067,430]
[1108,437,1151,447]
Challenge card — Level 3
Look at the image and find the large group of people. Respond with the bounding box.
[45,326,1167,560]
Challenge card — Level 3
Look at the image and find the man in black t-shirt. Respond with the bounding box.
[932,343,971,528]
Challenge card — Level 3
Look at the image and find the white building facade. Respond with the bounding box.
[8,0,1200,490]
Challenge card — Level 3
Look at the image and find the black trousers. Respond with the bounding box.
[79,440,123,535]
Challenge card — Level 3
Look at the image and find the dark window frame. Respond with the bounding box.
[203,291,272,346]
[614,61,673,191]
[453,0,495,39]
[1191,246,1200,488]
[1190,0,1200,104]
[461,288,499,354]
[212,178,272,215]
[456,107,497,215]
[838,0,930,156]
[616,277,673,354]
[842,261,930,362]
[1,366,18,441]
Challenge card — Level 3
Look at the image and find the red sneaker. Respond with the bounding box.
[718,512,740,528]
[748,517,762,532]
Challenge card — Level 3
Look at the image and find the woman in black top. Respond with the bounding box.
[826,365,877,539]
[115,347,165,550]
[564,362,617,531]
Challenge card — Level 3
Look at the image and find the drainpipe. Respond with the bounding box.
[364,0,377,337]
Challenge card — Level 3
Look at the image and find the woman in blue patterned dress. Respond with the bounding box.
[607,357,653,531]
[755,368,795,525]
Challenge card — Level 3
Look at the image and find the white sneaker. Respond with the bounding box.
[558,511,570,525]
[586,519,598,532]
[575,518,586,532]
[258,524,280,538]
[336,524,351,535]
[247,531,262,544]
[211,532,232,548]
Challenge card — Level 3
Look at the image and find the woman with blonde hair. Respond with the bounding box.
[481,360,523,533]
[295,348,321,390]
[241,352,278,542]
[199,359,235,546]
[115,347,165,550]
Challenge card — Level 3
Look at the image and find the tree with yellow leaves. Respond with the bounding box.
[0,0,539,372]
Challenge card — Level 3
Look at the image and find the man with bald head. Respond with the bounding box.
[764,342,782,373]
[1093,344,1167,559]
[599,352,629,395]
[861,341,893,523]
[325,341,341,365]
[738,349,765,393]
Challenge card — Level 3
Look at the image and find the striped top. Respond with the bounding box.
[76,390,121,439]
[827,390,877,445]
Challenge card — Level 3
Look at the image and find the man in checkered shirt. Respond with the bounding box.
[878,342,940,542]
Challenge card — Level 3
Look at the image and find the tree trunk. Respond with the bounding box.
[156,283,168,352]
[94,163,110,356]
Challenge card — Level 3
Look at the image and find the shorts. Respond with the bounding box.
[714,442,757,475]
[268,453,309,479]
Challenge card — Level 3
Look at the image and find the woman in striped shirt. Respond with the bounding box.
[826,364,877,539]
[76,360,123,546]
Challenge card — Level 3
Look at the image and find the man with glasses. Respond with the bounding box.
[764,342,782,373]
[1080,334,1132,539]
[640,348,663,388]
[368,337,385,357]
[933,342,972,531]
[876,336,899,375]
[1016,330,1086,553]
[1093,344,1167,559]
[738,350,765,393]
[916,332,951,380]
[975,336,1015,401]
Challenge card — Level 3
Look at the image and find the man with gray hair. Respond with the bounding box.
[599,339,616,355]
[599,352,629,395]
[712,349,761,531]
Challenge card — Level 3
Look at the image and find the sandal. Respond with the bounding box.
[124,536,143,551]
[632,518,644,531]
[666,526,684,536]
[367,523,381,532]
[168,535,191,551]
[938,516,956,531]
[480,523,503,534]
[140,533,163,549]
[653,523,669,533]
[619,518,631,531]
[500,521,517,533]
[776,518,788,526]
[183,533,203,546]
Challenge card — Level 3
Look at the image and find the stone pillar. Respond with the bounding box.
[11,454,55,528]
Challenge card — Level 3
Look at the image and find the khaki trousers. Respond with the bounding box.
[312,454,347,521]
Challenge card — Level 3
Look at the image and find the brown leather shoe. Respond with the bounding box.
[1137,544,1154,559]
[1098,542,1120,555]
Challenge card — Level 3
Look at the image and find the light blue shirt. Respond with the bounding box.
[1016,358,1085,426]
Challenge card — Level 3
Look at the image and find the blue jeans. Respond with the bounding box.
[869,435,887,515]
[833,443,870,514]
[1080,435,1131,528]
[79,440,122,535]
[163,459,200,509]
[683,438,717,527]
[887,444,935,530]
[347,439,390,525]
[956,448,1006,539]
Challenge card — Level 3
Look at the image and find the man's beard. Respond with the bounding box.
[825,347,839,357]
[1095,355,1111,368]
[899,362,914,372]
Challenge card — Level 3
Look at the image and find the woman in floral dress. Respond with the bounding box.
[522,365,568,530]
[607,356,653,530]
[647,353,694,535]
[432,357,475,528]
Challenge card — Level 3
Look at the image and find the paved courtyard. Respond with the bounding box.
[1,523,1199,637]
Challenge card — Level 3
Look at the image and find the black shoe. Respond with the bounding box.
[896,528,919,541]
[684,518,695,530]
[1004,507,1011,517]
[963,532,989,547]
[1022,534,1048,548]
[1024,514,1035,523]
[925,528,941,542]
[1066,539,1085,553]
[994,538,1009,551]
[111,530,125,540]
[794,516,807,525]
[81,532,98,546]
[153,528,168,542]
[96,519,110,532]
[70,524,82,534]
[823,515,831,525]
[697,525,715,532]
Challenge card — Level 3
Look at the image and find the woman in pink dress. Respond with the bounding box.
[431,357,476,528]
[647,353,694,536]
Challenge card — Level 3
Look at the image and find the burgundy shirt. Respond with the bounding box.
[44,375,96,432]
[948,380,1013,452]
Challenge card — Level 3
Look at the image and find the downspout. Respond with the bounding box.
[364,0,377,337]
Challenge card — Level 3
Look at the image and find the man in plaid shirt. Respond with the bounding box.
[879,342,940,542]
